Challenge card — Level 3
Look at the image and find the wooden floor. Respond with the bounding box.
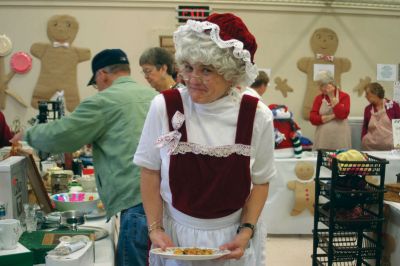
[266,234,313,266]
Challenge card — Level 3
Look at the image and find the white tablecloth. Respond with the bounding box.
[264,151,400,234]
[88,217,115,266]
[33,216,115,266]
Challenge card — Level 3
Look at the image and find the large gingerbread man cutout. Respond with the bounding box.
[287,161,315,216]
[31,15,91,112]
[297,28,351,120]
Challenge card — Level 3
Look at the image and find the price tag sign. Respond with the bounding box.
[393,119,400,149]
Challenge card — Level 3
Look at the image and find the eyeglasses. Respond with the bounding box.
[180,72,213,86]
[141,66,158,77]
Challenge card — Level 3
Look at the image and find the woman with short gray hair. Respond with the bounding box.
[139,47,183,92]
[361,82,400,150]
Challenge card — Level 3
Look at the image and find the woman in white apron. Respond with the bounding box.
[133,13,276,266]
[310,70,351,150]
[361,82,400,150]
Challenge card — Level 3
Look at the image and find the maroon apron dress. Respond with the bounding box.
[162,89,259,219]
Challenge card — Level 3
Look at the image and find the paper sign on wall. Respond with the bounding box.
[393,119,400,149]
[377,64,398,81]
[313,64,334,81]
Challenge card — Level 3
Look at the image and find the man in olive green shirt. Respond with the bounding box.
[12,49,157,266]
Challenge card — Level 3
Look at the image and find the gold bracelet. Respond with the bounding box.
[148,225,165,235]
[148,221,161,229]
[148,220,163,232]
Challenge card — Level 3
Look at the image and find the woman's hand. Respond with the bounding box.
[149,229,175,250]
[326,84,339,106]
[218,229,252,260]
[322,114,335,123]
[10,130,24,144]
[329,97,339,107]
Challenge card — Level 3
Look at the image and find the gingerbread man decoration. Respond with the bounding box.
[297,27,351,120]
[287,161,315,216]
[30,14,91,112]
[353,76,371,97]
[274,77,294,98]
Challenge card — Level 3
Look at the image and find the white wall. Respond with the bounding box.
[1,1,400,141]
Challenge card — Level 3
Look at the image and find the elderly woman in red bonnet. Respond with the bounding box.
[134,13,276,266]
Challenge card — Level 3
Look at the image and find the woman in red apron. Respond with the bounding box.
[134,13,276,266]
[310,70,351,150]
[361,82,400,150]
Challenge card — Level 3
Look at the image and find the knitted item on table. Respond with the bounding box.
[300,136,313,151]
[274,128,286,145]
[269,104,305,157]
[290,132,302,158]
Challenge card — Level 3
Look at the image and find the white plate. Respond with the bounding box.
[86,208,106,219]
[150,247,230,261]
[79,225,109,241]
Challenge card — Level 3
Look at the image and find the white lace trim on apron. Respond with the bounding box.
[172,142,251,157]
[155,111,251,156]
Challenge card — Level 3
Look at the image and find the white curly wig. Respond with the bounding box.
[173,19,258,88]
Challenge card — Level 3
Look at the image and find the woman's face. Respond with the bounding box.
[365,88,381,105]
[181,62,232,104]
[141,63,166,92]
[320,83,335,95]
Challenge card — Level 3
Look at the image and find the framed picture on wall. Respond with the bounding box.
[159,36,175,54]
